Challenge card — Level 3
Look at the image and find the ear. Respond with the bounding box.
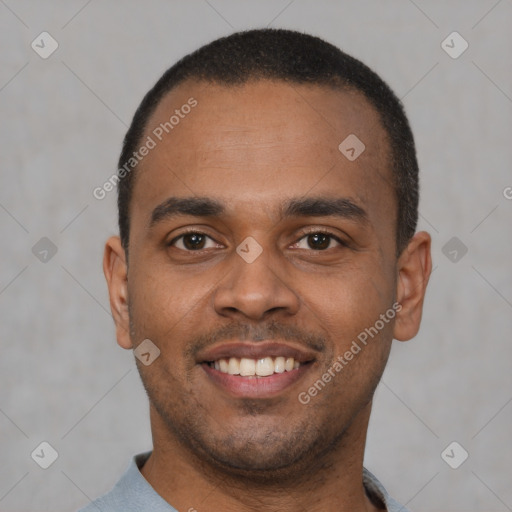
[103,236,132,349]
[393,231,432,341]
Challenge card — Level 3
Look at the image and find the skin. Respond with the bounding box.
[103,79,431,512]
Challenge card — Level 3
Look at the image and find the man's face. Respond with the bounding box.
[116,80,405,476]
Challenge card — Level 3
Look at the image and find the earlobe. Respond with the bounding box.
[103,236,132,349]
[393,231,432,342]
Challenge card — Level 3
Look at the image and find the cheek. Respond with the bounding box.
[127,262,227,380]
[306,266,396,398]
[303,272,395,400]
[301,259,395,341]
[129,263,212,326]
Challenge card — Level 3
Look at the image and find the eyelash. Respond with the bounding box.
[167,229,347,251]
[295,229,347,249]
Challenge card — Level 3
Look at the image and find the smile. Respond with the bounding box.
[197,341,317,398]
[206,356,300,377]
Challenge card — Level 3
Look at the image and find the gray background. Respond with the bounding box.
[1,1,511,511]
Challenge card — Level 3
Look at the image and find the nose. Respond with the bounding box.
[213,242,300,321]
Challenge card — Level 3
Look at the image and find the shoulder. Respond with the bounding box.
[77,495,117,512]
[363,467,412,512]
[76,452,171,512]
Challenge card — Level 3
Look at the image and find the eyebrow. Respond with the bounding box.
[149,196,368,227]
[282,197,367,223]
[150,197,223,227]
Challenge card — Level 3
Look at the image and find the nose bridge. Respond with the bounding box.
[213,236,299,320]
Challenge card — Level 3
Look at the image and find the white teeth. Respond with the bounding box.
[239,358,256,376]
[211,356,301,376]
[256,357,274,377]
[227,357,240,375]
[274,356,285,373]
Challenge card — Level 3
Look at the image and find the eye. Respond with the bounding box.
[169,232,219,251]
[294,232,344,251]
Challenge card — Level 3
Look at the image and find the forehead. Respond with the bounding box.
[133,79,394,224]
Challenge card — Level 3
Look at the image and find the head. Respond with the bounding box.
[104,29,431,481]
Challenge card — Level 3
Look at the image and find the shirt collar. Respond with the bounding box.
[117,452,410,512]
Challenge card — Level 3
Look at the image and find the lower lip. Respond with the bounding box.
[201,363,312,398]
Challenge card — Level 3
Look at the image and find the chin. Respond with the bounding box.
[204,449,313,482]
[182,419,340,484]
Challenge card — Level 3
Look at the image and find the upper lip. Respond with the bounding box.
[197,341,318,364]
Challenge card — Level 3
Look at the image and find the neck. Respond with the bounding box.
[140,403,384,512]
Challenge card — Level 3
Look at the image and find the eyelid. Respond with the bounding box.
[167,229,222,249]
[293,228,348,247]
[166,227,348,251]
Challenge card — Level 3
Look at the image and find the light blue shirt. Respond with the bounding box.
[78,452,410,512]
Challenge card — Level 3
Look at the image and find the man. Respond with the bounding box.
[81,28,431,511]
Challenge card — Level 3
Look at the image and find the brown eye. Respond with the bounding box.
[170,232,217,251]
[182,233,206,250]
[294,232,343,251]
[307,233,331,250]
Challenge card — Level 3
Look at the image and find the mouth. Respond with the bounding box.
[205,356,300,376]
[197,342,317,398]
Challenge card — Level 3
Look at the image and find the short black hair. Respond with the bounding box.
[117,28,419,255]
